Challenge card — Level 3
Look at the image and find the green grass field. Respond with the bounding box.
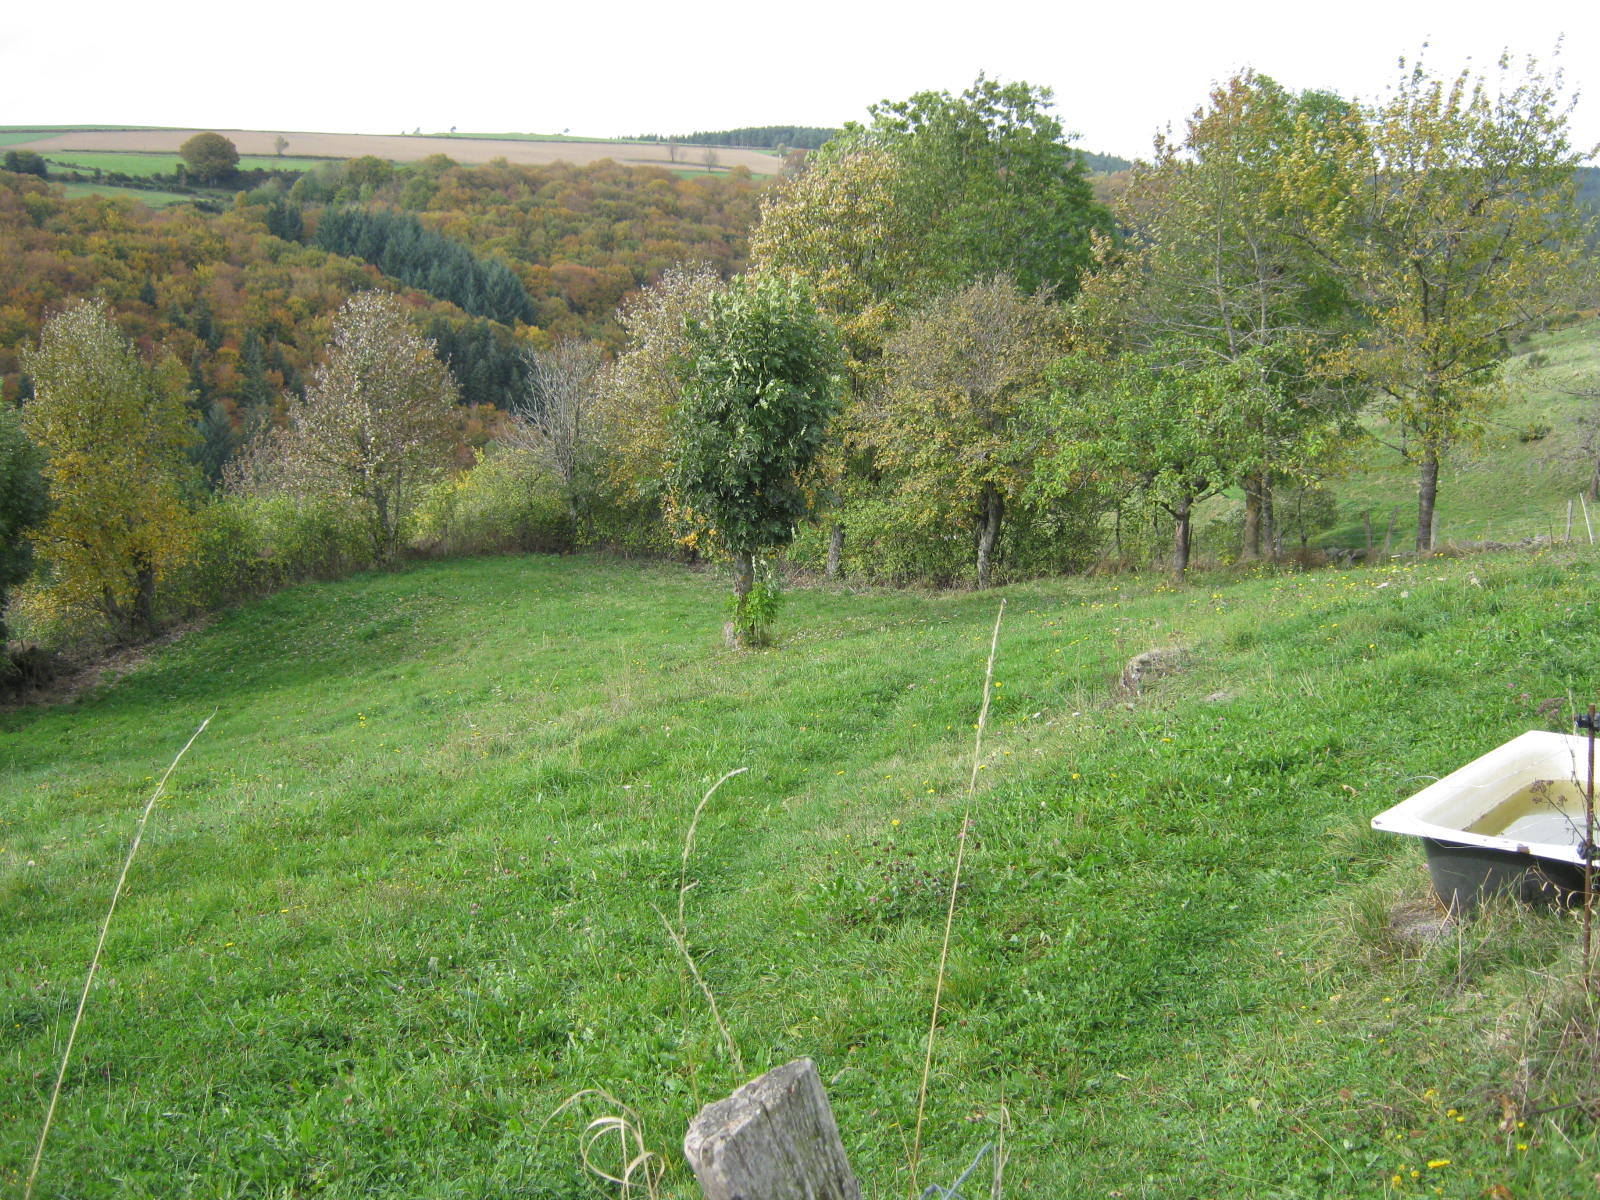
[54,182,194,208]
[39,152,326,177]
[1321,319,1600,551]
[6,550,1600,1197]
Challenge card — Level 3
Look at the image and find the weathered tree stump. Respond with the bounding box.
[684,1058,860,1200]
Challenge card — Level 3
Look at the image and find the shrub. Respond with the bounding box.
[168,496,272,613]
[413,448,573,557]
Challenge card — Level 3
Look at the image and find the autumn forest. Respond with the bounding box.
[0,60,1594,665]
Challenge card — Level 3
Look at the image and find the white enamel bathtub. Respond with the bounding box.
[1370,730,1595,908]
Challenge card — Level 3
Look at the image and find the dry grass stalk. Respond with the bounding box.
[656,765,750,1077]
[547,1088,665,1199]
[25,713,213,1200]
[910,599,1005,1196]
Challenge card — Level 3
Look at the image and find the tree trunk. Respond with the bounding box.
[685,1059,860,1200]
[1241,475,1263,561]
[975,484,1003,589]
[1416,448,1439,553]
[133,564,158,638]
[1170,494,1193,573]
[727,550,756,647]
[1261,480,1276,561]
[826,522,844,580]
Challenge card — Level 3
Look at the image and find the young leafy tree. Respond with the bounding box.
[1035,349,1272,572]
[667,274,842,645]
[20,299,197,639]
[0,403,48,643]
[1302,53,1591,551]
[269,292,459,562]
[864,277,1065,587]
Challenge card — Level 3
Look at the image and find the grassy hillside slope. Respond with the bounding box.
[1316,318,1600,554]
[5,552,1600,1197]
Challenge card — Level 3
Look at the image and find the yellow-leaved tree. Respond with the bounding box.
[21,298,197,641]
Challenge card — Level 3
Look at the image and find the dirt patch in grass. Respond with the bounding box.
[0,617,208,710]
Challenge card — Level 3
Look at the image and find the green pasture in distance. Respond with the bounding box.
[56,181,194,207]
[1187,315,1600,557]
[41,151,325,176]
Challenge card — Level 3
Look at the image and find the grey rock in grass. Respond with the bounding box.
[1120,646,1188,693]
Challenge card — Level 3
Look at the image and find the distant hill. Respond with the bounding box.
[636,126,838,150]
[1578,166,1600,236]
[1081,150,1135,174]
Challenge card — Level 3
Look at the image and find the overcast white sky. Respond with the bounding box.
[7,1,1596,161]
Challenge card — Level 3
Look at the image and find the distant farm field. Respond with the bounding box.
[39,150,327,177]
[55,182,194,207]
[1,127,786,175]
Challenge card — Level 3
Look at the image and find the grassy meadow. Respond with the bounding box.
[5,550,1600,1197]
[1307,319,1600,555]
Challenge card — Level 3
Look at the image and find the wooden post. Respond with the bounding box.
[1583,494,1595,546]
[1381,506,1398,557]
[684,1058,860,1200]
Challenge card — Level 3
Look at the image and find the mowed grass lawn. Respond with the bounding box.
[6,551,1600,1197]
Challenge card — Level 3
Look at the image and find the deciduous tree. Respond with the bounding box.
[1302,52,1591,551]
[1116,72,1358,558]
[20,299,197,639]
[506,339,605,530]
[667,274,842,645]
[590,264,724,520]
[1035,349,1272,572]
[179,132,239,185]
[262,292,459,561]
[753,76,1110,368]
[863,277,1064,587]
[750,77,1110,580]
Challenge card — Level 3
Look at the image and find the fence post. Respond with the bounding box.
[684,1058,861,1200]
